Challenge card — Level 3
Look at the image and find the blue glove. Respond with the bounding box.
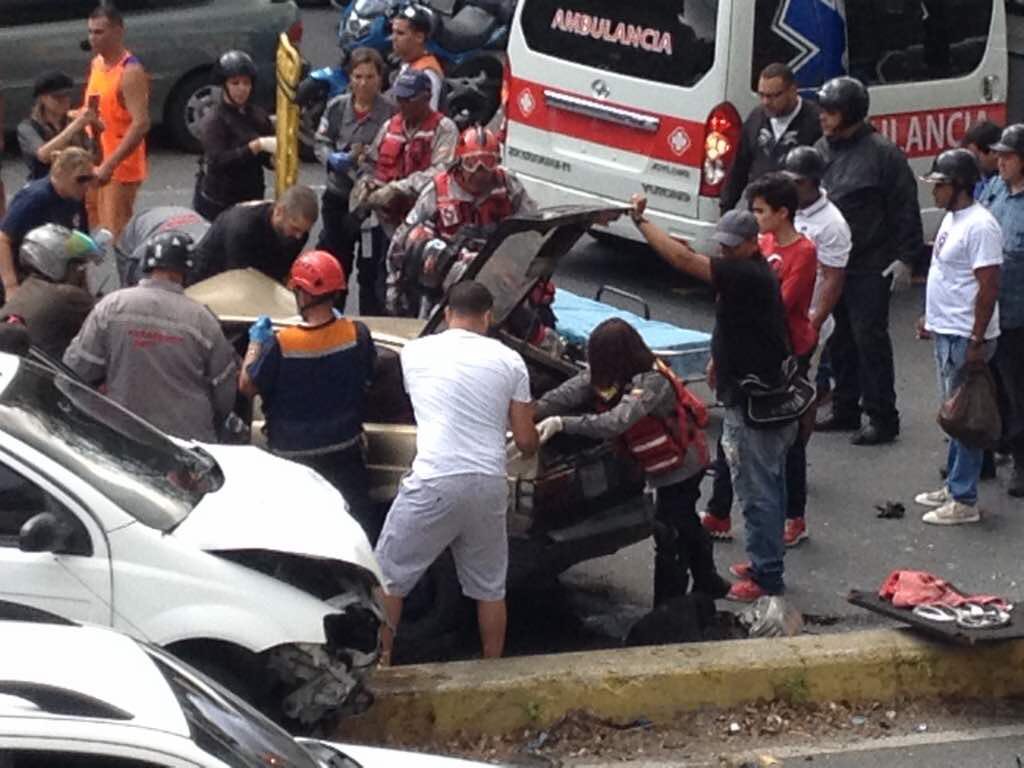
[327,150,353,175]
[248,315,273,344]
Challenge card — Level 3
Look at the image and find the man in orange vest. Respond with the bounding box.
[84,4,150,239]
[391,5,444,111]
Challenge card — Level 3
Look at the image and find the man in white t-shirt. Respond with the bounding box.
[375,281,538,663]
[782,146,852,351]
[915,149,1002,525]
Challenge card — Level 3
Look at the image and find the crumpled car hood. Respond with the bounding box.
[173,444,383,584]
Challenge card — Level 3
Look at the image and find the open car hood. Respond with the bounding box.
[423,205,629,334]
[172,443,384,585]
[186,268,300,325]
[185,206,628,340]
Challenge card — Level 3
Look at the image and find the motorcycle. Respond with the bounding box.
[295,0,510,159]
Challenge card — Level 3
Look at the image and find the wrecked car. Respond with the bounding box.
[0,352,383,726]
[191,206,704,660]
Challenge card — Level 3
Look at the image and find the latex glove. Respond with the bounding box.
[257,136,277,154]
[248,315,274,344]
[327,150,353,175]
[536,416,563,445]
[882,259,912,293]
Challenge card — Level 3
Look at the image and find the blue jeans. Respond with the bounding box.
[933,333,996,505]
[721,407,797,594]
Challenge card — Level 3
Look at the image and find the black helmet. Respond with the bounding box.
[215,50,257,84]
[782,146,826,183]
[921,148,981,191]
[992,124,1024,155]
[142,231,195,274]
[817,76,870,127]
[397,4,435,36]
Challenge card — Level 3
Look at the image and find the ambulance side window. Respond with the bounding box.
[846,0,993,85]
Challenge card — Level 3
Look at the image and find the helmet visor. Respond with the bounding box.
[460,153,499,173]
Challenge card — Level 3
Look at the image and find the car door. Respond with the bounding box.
[0,448,113,626]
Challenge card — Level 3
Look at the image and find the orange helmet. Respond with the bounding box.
[288,250,346,295]
[456,126,500,173]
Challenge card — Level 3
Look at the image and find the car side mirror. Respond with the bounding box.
[19,513,69,554]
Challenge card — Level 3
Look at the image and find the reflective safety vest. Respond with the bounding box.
[605,360,710,476]
[433,170,514,237]
[410,53,443,76]
[375,111,444,183]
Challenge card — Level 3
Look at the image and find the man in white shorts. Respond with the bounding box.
[375,281,539,663]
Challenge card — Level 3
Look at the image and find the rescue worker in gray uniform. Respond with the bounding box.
[0,223,99,359]
[115,205,210,286]
[64,231,237,442]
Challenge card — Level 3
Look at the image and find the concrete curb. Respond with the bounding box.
[336,629,1024,741]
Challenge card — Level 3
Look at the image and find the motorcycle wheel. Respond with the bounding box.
[445,58,503,130]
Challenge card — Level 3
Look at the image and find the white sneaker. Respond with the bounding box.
[914,486,951,507]
[922,500,981,526]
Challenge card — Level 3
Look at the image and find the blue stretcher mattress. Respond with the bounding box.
[552,289,711,381]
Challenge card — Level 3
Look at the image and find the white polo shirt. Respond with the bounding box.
[925,203,1003,340]
[795,190,852,328]
[401,327,531,479]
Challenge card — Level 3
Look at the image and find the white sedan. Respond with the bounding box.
[0,351,383,726]
[0,611,490,767]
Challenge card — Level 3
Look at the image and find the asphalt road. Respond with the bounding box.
[3,4,1023,647]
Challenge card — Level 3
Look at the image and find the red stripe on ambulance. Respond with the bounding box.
[871,103,1008,159]
[506,76,705,167]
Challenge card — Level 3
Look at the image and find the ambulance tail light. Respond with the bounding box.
[700,102,742,197]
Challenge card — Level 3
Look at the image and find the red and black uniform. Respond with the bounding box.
[535,361,725,603]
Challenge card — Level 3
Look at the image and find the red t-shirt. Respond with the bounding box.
[759,232,818,356]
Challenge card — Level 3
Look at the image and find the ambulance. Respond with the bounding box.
[504,0,1010,253]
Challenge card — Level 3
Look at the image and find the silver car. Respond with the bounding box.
[0,0,300,152]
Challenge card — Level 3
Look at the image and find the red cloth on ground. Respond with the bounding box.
[878,569,1009,609]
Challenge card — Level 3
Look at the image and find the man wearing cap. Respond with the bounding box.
[17,71,101,182]
[65,230,237,443]
[629,195,795,602]
[915,149,1002,524]
[364,70,458,234]
[983,124,1024,496]
[0,147,94,299]
[391,4,444,111]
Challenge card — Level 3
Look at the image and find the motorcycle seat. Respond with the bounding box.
[435,5,497,53]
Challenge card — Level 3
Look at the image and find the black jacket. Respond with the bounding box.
[198,100,273,208]
[720,99,821,213]
[815,124,922,274]
[193,201,308,284]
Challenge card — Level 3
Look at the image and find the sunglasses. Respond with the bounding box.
[461,154,498,173]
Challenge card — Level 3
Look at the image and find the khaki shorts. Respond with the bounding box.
[374,472,508,602]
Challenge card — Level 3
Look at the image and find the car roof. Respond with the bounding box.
[0,621,189,738]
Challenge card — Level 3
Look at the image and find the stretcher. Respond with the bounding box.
[553,285,711,381]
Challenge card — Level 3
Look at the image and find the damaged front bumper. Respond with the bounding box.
[266,589,384,725]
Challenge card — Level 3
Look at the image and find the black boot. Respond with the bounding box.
[1009,454,1024,498]
[685,524,730,600]
[652,521,689,606]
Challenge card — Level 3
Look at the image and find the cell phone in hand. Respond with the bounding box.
[87,94,100,113]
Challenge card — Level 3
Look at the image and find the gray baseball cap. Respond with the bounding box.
[712,210,759,248]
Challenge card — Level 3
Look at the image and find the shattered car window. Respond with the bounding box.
[0,360,222,531]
